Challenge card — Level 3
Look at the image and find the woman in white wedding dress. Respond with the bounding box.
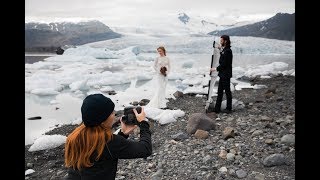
[147,46,171,109]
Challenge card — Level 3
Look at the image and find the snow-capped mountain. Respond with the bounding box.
[25,20,121,52]
[177,12,258,34]
[209,13,295,41]
[111,12,256,36]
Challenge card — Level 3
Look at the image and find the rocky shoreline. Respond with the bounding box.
[25,75,295,180]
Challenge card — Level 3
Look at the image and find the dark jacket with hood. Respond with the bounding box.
[64,121,152,180]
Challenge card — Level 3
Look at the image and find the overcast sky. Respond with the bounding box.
[25,0,295,25]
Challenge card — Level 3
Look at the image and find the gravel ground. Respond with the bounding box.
[25,75,295,180]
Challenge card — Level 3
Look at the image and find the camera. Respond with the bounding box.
[121,106,142,125]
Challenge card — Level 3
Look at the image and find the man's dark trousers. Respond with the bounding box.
[214,77,232,111]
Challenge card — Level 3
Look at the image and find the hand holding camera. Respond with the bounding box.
[120,106,146,135]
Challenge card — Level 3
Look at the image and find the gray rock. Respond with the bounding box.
[226,117,234,122]
[277,97,284,101]
[26,163,33,168]
[252,130,264,136]
[171,132,188,141]
[219,167,228,173]
[235,155,242,160]
[279,129,290,136]
[229,149,237,155]
[200,166,209,171]
[229,169,237,177]
[116,176,125,180]
[173,91,184,98]
[265,139,274,145]
[187,113,215,134]
[249,172,265,180]
[219,150,228,159]
[266,86,277,94]
[281,134,295,145]
[130,101,139,106]
[265,92,273,98]
[151,169,163,180]
[263,154,286,167]
[254,173,265,180]
[205,173,215,180]
[56,170,64,176]
[236,169,248,179]
[255,98,264,103]
[260,115,272,121]
[226,153,235,161]
[276,118,285,124]
[205,145,214,150]
[206,112,218,120]
[203,155,212,163]
[286,115,294,120]
[139,99,150,106]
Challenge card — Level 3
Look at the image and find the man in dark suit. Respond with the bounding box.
[210,35,233,113]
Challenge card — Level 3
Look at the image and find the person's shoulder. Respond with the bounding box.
[109,134,126,142]
[107,134,127,147]
[224,48,232,53]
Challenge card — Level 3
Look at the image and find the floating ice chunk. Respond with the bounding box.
[182,60,194,68]
[182,76,203,85]
[69,79,89,91]
[100,86,114,92]
[244,62,289,78]
[71,117,82,125]
[260,75,271,79]
[28,135,66,152]
[281,69,295,76]
[144,107,185,125]
[253,84,268,89]
[31,88,60,96]
[221,99,245,110]
[25,169,35,176]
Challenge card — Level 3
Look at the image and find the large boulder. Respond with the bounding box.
[263,154,286,167]
[187,113,215,134]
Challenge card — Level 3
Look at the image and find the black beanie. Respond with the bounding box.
[81,94,115,127]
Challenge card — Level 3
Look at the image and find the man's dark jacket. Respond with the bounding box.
[216,46,233,79]
[64,121,152,180]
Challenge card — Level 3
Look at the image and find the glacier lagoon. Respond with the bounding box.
[25,35,294,145]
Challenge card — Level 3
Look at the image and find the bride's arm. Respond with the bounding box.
[153,58,159,72]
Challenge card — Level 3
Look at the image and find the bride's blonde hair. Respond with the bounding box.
[157,46,166,56]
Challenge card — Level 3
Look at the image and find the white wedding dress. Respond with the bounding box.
[147,56,171,108]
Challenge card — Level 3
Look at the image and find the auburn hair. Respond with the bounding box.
[157,46,166,56]
[64,122,113,170]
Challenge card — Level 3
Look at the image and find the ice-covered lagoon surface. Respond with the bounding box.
[25,35,295,145]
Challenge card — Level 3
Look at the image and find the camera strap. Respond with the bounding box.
[106,144,114,159]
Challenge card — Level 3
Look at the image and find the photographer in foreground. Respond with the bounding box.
[64,94,152,180]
